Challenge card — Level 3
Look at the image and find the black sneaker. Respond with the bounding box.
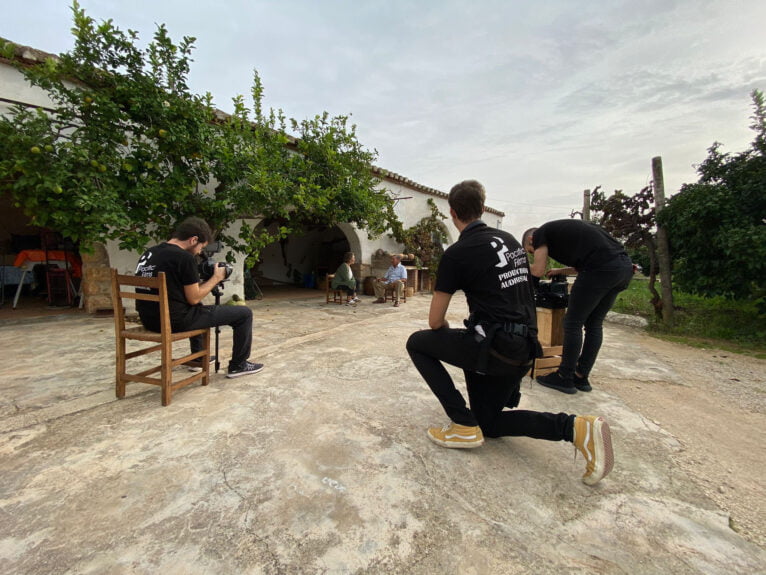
[537,371,577,394]
[574,374,592,392]
[187,355,216,372]
[226,361,264,378]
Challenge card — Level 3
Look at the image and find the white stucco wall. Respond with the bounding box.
[106,219,254,305]
[354,179,457,266]
[0,61,57,113]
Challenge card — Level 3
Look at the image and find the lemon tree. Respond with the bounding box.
[0,2,397,259]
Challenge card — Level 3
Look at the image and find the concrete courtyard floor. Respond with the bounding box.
[0,291,765,574]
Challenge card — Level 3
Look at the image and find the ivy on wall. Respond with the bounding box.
[390,198,448,278]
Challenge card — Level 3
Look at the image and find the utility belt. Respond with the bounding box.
[464,314,535,374]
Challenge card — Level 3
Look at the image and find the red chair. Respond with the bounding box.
[41,230,74,306]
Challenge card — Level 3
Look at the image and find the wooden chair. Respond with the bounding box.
[110,269,211,406]
[383,279,407,303]
[41,229,75,307]
[325,273,350,304]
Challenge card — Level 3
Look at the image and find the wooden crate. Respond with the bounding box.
[532,346,563,376]
[536,307,565,347]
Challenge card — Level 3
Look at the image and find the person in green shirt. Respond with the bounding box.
[331,252,359,304]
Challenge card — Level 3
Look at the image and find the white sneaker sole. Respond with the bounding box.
[427,429,484,449]
[583,418,614,485]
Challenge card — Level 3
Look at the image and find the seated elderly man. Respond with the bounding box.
[373,254,408,307]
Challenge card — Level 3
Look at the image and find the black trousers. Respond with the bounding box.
[560,254,634,378]
[337,281,357,295]
[178,305,253,371]
[406,328,573,441]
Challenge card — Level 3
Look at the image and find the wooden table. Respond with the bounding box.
[404,267,429,295]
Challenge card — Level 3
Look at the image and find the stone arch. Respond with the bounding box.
[248,220,365,292]
[335,222,366,276]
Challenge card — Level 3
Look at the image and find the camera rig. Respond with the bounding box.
[197,242,234,373]
[198,259,233,296]
[534,274,569,309]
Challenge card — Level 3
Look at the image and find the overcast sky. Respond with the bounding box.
[3,1,765,236]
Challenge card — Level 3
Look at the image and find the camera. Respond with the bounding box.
[198,241,232,297]
[534,274,569,309]
[198,259,233,282]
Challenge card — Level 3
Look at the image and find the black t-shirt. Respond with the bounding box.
[134,242,200,330]
[436,221,537,332]
[533,219,626,271]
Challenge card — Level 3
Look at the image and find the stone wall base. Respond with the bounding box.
[81,243,113,314]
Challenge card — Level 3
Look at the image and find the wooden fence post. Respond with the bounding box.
[582,189,590,221]
[652,156,674,325]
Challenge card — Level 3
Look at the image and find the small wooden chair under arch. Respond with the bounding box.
[325,274,352,304]
[110,269,211,406]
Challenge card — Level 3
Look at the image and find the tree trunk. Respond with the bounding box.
[642,230,663,320]
[652,156,674,325]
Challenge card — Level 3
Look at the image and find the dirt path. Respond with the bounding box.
[597,325,766,550]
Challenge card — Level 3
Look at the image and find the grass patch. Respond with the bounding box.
[612,277,766,358]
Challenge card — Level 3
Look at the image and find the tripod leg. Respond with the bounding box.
[215,326,221,373]
[214,290,222,373]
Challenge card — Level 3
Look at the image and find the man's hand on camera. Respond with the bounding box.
[213,264,227,282]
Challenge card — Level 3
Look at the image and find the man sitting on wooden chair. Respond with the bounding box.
[135,217,264,378]
[373,254,407,307]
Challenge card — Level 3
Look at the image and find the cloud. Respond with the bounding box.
[2,0,764,232]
